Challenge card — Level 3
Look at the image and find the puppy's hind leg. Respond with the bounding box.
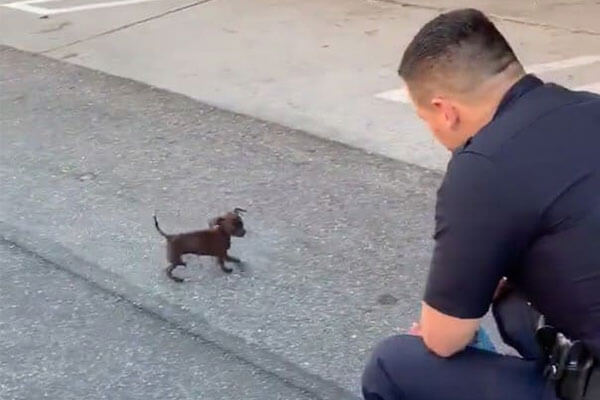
[166,263,186,283]
[166,248,186,282]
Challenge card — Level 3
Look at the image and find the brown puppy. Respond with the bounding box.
[154,208,246,282]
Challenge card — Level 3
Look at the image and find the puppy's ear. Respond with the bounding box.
[209,217,224,228]
[233,208,246,215]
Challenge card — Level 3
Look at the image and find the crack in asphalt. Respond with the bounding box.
[40,0,218,55]
[372,0,600,36]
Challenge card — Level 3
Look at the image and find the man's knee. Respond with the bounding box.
[362,335,423,400]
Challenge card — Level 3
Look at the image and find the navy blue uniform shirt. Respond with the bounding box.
[424,74,600,357]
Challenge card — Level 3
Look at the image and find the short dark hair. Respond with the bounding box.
[399,8,521,100]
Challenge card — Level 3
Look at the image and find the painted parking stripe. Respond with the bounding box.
[376,55,600,104]
[527,55,600,75]
[575,82,600,94]
[374,87,410,104]
[2,0,162,15]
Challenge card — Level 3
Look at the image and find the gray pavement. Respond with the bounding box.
[1,0,598,171]
[373,0,600,34]
[1,1,596,397]
[1,45,510,398]
[0,239,314,400]
[1,45,437,397]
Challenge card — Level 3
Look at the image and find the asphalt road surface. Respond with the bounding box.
[0,45,506,398]
[0,239,314,400]
[2,0,597,396]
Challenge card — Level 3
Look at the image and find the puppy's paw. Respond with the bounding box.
[166,265,185,282]
[221,265,234,274]
[167,273,185,283]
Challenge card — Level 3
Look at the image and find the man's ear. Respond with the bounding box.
[432,97,459,130]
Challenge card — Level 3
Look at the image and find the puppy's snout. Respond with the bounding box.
[237,228,246,237]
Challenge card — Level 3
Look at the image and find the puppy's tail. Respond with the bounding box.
[153,214,170,238]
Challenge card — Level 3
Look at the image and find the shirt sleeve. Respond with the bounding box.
[424,151,531,319]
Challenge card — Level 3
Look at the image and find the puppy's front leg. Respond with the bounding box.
[225,255,241,264]
[218,256,233,273]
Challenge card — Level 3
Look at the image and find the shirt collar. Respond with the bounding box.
[492,73,544,120]
[457,74,544,152]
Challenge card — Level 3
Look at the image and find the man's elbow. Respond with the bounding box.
[422,332,464,358]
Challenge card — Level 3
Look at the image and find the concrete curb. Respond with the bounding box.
[0,220,361,400]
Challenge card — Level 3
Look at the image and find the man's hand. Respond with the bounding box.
[408,322,422,336]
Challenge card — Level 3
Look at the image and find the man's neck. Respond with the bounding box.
[481,63,526,119]
[467,63,526,138]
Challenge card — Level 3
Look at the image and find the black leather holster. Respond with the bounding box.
[536,326,599,400]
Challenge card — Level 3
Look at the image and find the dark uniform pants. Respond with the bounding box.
[361,293,559,400]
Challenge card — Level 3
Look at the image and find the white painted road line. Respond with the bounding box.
[527,55,600,75]
[374,87,410,104]
[376,55,600,104]
[2,0,163,15]
[575,82,600,94]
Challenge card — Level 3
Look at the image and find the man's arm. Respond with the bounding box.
[416,278,510,357]
[418,153,533,357]
[419,301,480,357]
